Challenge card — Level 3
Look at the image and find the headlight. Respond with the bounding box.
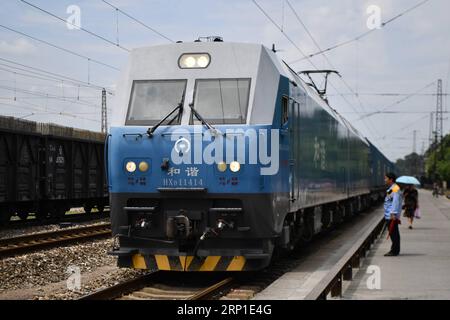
[139,161,149,172]
[229,161,240,173]
[217,162,227,172]
[178,53,211,69]
[184,56,196,68]
[126,161,136,173]
[197,55,209,68]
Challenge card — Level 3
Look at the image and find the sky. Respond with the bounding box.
[0,0,449,161]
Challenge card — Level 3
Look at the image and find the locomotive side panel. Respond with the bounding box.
[347,133,370,198]
[287,81,368,213]
[107,41,394,271]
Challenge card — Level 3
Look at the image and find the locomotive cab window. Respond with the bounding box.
[191,78,250,125]
[126,80,187,126]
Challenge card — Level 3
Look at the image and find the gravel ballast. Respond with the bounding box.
[0,237,149,300]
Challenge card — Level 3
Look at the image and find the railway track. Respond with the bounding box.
[79,272,234,300]
[4,210,110,230]
[0,222,111,258]
[79,208,386,301]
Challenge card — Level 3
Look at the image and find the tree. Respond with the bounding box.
[425,134,450,184]
[395,152,425,177]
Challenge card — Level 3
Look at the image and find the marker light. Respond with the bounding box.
[229,161,241,173]
[217,162,227,172]
[139,161,149,172]
[178,53,211,69]
[126,161,137,173]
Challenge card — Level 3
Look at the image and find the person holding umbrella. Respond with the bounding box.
[396,176,421,230]
[402,185,419,229]
[384,172,403,257]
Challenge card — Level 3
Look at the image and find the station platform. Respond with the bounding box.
[343,190,450,299]
[254,190,450,300]
[254,202,384,300]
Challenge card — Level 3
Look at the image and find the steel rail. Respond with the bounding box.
[188,277,234,300]
[4,210,110,230]
[79,272,234,300]
[78,273,157,300]
[0,222,111,257]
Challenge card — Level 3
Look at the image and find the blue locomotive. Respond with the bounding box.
[107,40,394,271]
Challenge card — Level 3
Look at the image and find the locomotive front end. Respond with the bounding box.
[107,41,289,271]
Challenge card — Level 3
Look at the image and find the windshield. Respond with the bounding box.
[126,80,187,125]
[191,78,250,125]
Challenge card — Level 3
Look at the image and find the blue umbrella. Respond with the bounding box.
[396,176,421,186]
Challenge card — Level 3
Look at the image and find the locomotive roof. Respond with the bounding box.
[112,41,287,126]
[111,41,368,145]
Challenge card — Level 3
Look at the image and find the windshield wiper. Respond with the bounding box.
[188,102,220,134]
[146,103,183,137]
[147,91,185,137]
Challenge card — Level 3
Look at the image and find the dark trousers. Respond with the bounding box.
[386,219,400,255]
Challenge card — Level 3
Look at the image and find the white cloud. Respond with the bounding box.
[0,38,37,55]
[1,0,448,160]
[19,9,58,26]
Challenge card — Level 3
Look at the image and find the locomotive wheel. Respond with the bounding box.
[0,212,12,226]
[343,202,353,220]
[321,207,332,230]
[35,211,48,221]
[300,211,314,242]
[50,207,67,219]
[97,205,105,214]
[84,205,93,214]
[17,211,29,220]
[333,205,344,225]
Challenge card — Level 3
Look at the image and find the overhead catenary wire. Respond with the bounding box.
[341,111,449,114]
[376,114,430,141]
[327,93,448,97]
[0,84,101,109]
[101,0,175,43]
[1,95,112,113]
[284,0,380,138]
[288,0,433,64]
[1,97,104,120]
[0,24,120,71]
[0,64,113,103]
[0,95,103,100]
[19,0,131,52]
[0,57,114,94]
[0,101,101,123]
[252,0,379,139]
[251,0,309,59]
[116,8,120,46]
[284,0,440,156]
[356,81,436,120]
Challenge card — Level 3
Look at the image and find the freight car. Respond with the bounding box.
[0,116,108,225]
[107,40,395,271]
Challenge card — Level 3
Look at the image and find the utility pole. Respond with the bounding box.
[432,79,443,182]
[101,88,107,134]
[413,130,417,154]
[429,112,434,149]
[436,79,443,157]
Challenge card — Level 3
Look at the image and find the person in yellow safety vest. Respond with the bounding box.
[384,172,403,256]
